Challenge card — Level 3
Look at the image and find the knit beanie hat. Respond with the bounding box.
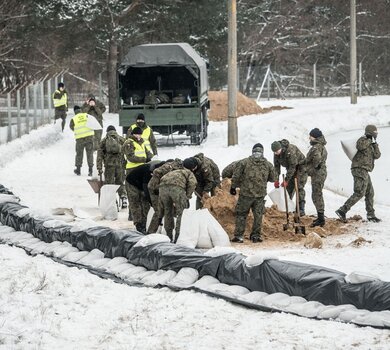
[132,126,143,135]
[136,113,145,121]
[271,141,282,152]
[309,128,323,138]
[106,125,116,132]
[73,105,81,114]
[58,82,64,89]
[183,157,197,170]
[365,125,377,137]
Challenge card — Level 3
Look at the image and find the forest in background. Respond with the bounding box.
[1,0,390,111]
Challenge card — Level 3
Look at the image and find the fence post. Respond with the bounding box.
[359,62,362,97]
[98,73,103,102]
[7,93,12,142]
[25,86,30,134]
[313,63,317,97]
[16,89,21,138]
[41,81,45,125]
[47,79,52,123]
[33,83,37,129]
[267,65,271,101]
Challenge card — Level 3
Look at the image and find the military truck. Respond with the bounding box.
[118,43,209,144]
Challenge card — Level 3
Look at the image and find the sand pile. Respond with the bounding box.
[203,179,360,244]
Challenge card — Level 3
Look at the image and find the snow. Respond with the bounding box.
[1,95,390,348]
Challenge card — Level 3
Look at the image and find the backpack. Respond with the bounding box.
[105,134,121,154]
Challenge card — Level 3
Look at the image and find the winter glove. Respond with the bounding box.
[230,187,237,195]
[274,181,280,188]
[281,180,288,187]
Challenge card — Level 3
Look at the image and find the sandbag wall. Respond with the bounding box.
[0,189,389,313]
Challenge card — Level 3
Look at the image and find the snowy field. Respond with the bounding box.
[0,96,390,348]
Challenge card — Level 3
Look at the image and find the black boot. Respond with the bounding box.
[367,216,381,223]
[74,166,81,176]
[311,212,325,227]
[231,235,243,243]
[335,209,347,223]
[88,167,93,177]
[250,234,263,243]
[135,223,146,234]
[299,201,305,216]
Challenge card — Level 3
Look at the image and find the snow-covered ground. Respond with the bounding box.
[0,95,390,348]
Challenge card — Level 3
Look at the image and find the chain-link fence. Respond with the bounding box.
[0,71,108,145]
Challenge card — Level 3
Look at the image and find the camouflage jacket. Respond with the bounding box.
[306,136,327,177]
[82,100,106,124]
[351,136,381,172]
[96,130,125,170]
[160,169,197,199]
[148,158,183,193]
[222,160,240,179]
[274,139,306,182]
[232,155,276,197]
[127,122,158,156]
[193,153,219,193]
[122,136,153,166]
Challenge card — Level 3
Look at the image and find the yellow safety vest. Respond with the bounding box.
[126,139,147,169]
[131,124,152,152]
[72,113,94,139]
[52,90,68,108]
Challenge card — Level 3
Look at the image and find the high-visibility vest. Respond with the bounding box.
[126,139,147,169]
[130,124,152,152]
[52,90,67,108]
[72,113,94,139]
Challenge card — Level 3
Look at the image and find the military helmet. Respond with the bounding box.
[364,125,377,137]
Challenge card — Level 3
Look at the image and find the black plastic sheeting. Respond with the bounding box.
[1,194,390,312]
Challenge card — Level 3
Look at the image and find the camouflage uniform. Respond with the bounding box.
[306,135,327,214]
[123,136,153,219]
[231,154,276,240]
[158,169,197,242]
[147,158,183,233]
[82,100,106,150]
[274,139,307,213]
[222,160,240,179]
[193,153,219,209]
[338,135,381,218]
[96,130,126,198]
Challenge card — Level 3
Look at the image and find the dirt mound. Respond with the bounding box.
[203,179,360,245]
[208,91,291,121]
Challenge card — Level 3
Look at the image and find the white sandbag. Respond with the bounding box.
[238,291,269,304]
[338,309,370,323]
[99,184,120,220]
[62,250,90,263]
[86,258,111,268]
[125,270,156,283]
[345,271,381,284]
[204,210,231,247]
[225,285,250,297]
[167,267,199,288]
[244,254,279,267]
[134,233,170,247]
[108,263,136,275]
[72,207,96,220]
[104,257,129,269]
[0,226,16,235]
[16,237,41,247]
[142,270,177,287]
[353,312,387,327]
[4,232,33,243]
[0,193,19,204]
[268,187,295,212]
[261,293,292,309]
[286,301,326,318]
[204,246,238,257]
[16,208,31,218]
[86,115,103,130]
[52,244,79,258]
[341,138,358,161]
[176,209,200,249]
[78,249,105,264]
[43,219,69,228]
[118,265,146,279]
[41,241,64,255]
[192,275,220,289]
[205,283,231,294]
[70,218,98,232]
[317,304,356,320]
[196,209,213,249]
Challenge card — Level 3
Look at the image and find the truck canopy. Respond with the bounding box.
[118,43,209,97]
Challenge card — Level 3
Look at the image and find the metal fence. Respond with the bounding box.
[0,72,108,145]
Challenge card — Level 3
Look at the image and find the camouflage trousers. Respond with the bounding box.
[104,165,126,198]
[311,172,327,213]
[340,168,375,217]
[126,183,150,226]
[147,192,160,234]
[94,129,103,151]
[234,195,265,238]
[75,136,94,168]
[286,171,308,204]
[159,185,188,241]
[54,109,67,131]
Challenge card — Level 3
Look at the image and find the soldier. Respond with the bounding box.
[122,126,153,221]
[147,158,183,234]
[192,153,220,209]
[158,158,197,243]
[126,161,165,234]
[69,105,94,176]
[127,113,158,156]
[52,82,68,131]
[82,94,106,151]
[271,139,308,216]
[230,143,276,243]
[96,125,127,208]
[336,125,381,223]
[306,128,328,227]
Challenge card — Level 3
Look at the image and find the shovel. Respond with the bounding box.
[87,174,104,205]
[282,174,294,231]
[293,177,306,235]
